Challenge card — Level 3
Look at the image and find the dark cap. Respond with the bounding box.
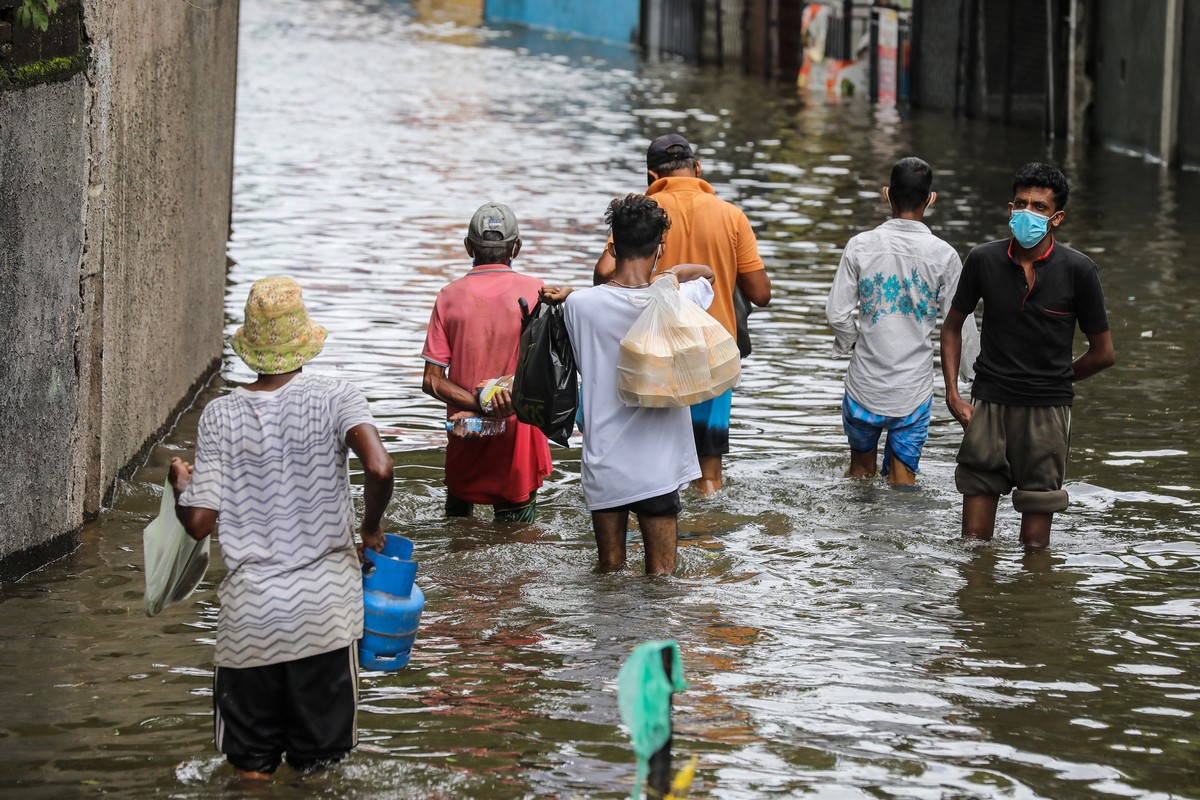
[467,202,519,245]
[646,134,694,170]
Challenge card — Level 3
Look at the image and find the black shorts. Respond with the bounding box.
[593,490,682,517]
[213,645,359,774]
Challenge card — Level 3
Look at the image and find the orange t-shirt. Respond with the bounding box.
[647,176,765,336]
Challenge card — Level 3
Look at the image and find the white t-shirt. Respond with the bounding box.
[180,374,377,668]
[562,279,714,510]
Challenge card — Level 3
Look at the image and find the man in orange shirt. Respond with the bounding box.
[594,134,772,494]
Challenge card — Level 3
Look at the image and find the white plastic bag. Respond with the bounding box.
[617,277,741,408]
[143,478,210,617]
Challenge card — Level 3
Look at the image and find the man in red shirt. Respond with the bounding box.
[422,203,552,523]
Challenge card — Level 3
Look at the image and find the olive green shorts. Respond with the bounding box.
[955,400,1072,514]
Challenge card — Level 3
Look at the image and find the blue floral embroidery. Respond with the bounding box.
[883,275,901,302]
[859,268,939,324]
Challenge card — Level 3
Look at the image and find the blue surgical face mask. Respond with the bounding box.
[1009,209,1055,249]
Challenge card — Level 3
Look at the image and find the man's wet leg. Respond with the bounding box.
[591,510,629,572]
[445,492,473,518]
[636,513,678,576]
[848,448,877,478]
[962,494,999,541]
[693,455,724,495]
[887,454,916,485]
[1019,512,1053,551]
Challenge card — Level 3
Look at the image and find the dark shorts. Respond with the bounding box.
[593,490,682,518]
[213,645,359,774]
[691,389,732,457]
[955,399,1072,514]
[446,489,538,524]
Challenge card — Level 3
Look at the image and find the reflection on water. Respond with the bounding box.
[2,0,1198,797]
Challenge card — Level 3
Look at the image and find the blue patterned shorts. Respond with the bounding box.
[841,392,932,475]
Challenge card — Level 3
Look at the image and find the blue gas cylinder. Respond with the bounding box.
[360,534,424,671]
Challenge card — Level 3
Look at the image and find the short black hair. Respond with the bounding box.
[888,157,933,212]
[1012,162,1069,211]
[472,230,517,264]
[648,156,697,178]
[607,194,671,259]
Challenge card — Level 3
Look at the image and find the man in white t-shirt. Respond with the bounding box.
[541,195,714,575]
[168,276,394,780]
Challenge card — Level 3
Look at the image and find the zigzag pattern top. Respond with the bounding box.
[180,374,378,668]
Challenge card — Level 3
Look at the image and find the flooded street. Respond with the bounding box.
[3,0,1199,796]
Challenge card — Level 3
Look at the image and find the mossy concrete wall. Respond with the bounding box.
[0,0,239,578]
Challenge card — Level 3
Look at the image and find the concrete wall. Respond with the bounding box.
[912,0,964,112]
[484,0,640,47]
[1179,0,1200,167]
[0,0,238,578]
[0,76,89,573]
[1089,0,1167,158]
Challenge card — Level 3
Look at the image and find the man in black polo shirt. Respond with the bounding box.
[940,163,1114,551]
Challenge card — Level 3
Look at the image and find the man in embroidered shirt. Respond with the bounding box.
[826,157,978,484]
[169,276,395,779]
[421,202,552,523]
[940,162,1114,551]
[593,133,772,495]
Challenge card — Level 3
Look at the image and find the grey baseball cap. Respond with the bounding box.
[467,202,520,244]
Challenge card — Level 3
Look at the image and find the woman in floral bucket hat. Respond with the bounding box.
[167,275,394,780]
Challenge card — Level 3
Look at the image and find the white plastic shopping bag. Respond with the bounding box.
[617,276,740,407]
[143,478,209,617]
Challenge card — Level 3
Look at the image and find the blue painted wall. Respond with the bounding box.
[484,0,641,47]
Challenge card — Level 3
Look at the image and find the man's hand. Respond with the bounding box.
[447,410,481,439]
[486,388,515,418]
[358,522,386,562]
[947,395,975,429]
[540,286,572,304]
[169,457,194,499]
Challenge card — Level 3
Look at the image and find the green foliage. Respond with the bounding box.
[15,0,59,32]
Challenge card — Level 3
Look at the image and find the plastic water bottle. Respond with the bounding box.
[445,417,507,436]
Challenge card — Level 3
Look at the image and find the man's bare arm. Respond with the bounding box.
[661,263,714,284]
[737,269,772,306]
[421,361,482,412]
[940,307,974,428]
[169,457,218,542]
[1072,329,1115,381]
[346,423,394,558]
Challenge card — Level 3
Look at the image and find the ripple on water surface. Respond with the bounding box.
[3,0,1200,797]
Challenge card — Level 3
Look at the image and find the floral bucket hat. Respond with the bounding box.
[230,276,327,375]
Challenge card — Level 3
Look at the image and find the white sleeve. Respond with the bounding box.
[826,240,860,358]
[179,408,223,511]
[334,381,376,441]
[680,278,715,310]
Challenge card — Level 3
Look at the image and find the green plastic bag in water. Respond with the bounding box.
[617,640,688,799]
[143,478,209,617]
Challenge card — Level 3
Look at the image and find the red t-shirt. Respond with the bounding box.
[422,265,551,505]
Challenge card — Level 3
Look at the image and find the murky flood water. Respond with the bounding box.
[3,1,1199,797]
